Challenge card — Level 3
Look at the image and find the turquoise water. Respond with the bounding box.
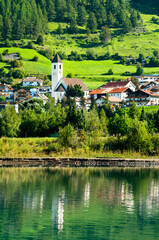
[0,168,159,240]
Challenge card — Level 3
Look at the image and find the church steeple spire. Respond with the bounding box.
[52,53,63,63]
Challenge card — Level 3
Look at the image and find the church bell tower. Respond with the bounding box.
[51,53,63,98]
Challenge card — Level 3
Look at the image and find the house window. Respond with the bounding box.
[59,65,61,69]
[54,65,56,69]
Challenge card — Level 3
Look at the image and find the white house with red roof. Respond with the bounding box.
[100,80,136,92]
[51,54,89,102]
[89,82,134,102]
[125,89,159,107]
[109,87,133,100]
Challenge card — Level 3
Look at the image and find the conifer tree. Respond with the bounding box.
[46,0,56,21]
[77,5,87,26]
[87,12,97,33]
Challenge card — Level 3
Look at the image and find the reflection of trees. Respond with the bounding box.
[0,168,159,239]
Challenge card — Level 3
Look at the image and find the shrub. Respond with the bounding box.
[8,68,26,78]
[107,69,113,75]
[4,39,11,47]
[0,53,3,62]
[37,35,44,45]
[10,60,23,68]
[2,49,9,55]
[66,73,73,78]
[32,55,39,62]
[58,124,77,148]
[27,41,34,49]
[127,118,152,153]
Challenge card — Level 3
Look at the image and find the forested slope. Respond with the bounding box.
[0,0,142,39]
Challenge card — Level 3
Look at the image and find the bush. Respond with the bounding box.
[107,69,113,75]
[32,55,39,62]
[86,50,96,60]
[27,41,34,49]
[0,53,3,62]
[58,124,77,148]
[10,60,23,68]
[17,52,23,60]
[37,35,44,45]
[38,48,53,59]
[8,68,26,78]
[2,49,9,55]
[127,119,152,153]
[4,39,11,47]
[66,73,73,78]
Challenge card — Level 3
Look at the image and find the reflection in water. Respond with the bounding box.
[0,168,159,240]
[57,190,65,232]
[84,183,90,208]
[52,190,65,233]
[120,183,134,213]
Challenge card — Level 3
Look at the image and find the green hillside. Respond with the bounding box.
[1,12,159,89]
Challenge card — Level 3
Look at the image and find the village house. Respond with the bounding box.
[31,94,49,105]
[22,77,43,87]
[0,83,10,92]
[100,80,136,92]
[125,89,159,107]
[7,88,14,102]
[95,96,122,107]
[109,87,133,100]
[89,81,135,103]
[0,102,19,113]
[51,54,89,104]
[137,74,159,85]
[89,89,109,100]
[0,83,11,99]
[75,97,91,110]
[140,80,159,93]
[14,89,31,103]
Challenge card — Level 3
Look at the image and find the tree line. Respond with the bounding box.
[0,0,141,40]
[0,97,159,155]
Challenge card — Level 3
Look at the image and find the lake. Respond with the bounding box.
[0,167,159,240]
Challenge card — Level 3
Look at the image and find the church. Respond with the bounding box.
[51,54,89,102]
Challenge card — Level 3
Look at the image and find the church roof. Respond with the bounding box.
[56,84,66,92]
[63,78,88,91]
[52,53,63,63]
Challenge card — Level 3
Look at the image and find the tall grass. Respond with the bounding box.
[0,137,158,159]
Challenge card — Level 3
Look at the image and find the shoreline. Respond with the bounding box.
[1,157,159,167]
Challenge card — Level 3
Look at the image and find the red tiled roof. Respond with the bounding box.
[101,80,131,88]
[89,89,105,95]
[63,78,88,91]
[109,87,128,93]
[141,89,159,97]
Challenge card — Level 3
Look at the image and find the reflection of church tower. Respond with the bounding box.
[52,190,65,233]
[51,53,63,99]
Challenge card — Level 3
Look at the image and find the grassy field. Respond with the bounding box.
[46,14,159,57]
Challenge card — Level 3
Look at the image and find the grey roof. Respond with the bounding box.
[52,53,63,63]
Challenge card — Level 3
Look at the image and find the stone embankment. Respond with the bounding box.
[0,157,159,167]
